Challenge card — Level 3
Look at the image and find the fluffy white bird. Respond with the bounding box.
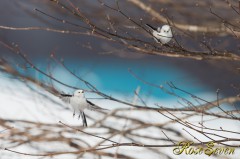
[145,24,173,44]
[60,89,107,127]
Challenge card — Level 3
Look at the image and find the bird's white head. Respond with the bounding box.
[161,25,172,35]
[74,89,85,97]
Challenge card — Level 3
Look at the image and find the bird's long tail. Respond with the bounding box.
[145,24,157,31]
[80,111,87,127]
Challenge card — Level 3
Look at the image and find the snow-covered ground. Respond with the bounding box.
[0,73,239,159]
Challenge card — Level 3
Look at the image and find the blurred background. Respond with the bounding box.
[0,0,240,159]
[0,0,239,101]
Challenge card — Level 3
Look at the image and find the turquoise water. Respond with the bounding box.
[18,56,208,103]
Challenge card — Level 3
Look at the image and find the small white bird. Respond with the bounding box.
[145,24,173,44]
[60,89,107,127]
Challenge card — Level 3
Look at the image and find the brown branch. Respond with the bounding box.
[127,0,240,36]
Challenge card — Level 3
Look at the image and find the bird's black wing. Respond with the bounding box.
[60,94,72,103]
[86,100,108,111]
[145,24,157,31]
[60,94,72,97]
